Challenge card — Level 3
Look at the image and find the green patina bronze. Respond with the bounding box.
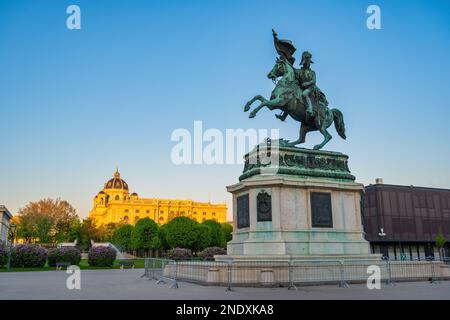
[239,138,355,182]
[244,29,347,151]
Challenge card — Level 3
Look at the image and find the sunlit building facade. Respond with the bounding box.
[89,169,227,226]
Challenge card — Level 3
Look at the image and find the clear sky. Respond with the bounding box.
[1,0,449,220]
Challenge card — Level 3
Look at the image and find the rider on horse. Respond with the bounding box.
[297,51,329,120]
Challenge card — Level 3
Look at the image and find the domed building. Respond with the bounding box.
[89,169,227,226]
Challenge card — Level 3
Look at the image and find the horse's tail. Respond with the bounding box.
[332,108,346,140]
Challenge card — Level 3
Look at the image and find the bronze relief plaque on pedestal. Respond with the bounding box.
[237,194,249,229]
[311,192,333,228]
[257,190,272,222]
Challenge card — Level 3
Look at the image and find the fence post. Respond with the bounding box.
[171,260,179,289]
[339,260,349,288]
[151,258,156,280]
[386,259,395,286]
[430,259,438,284]
[288,261,297,290]
[156,259,166,284]
[226,261,232,292]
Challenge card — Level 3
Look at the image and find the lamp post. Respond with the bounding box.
[6,223,16,270]
[378,228,387,259]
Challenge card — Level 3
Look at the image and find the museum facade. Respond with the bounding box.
[89,169,227,226]
[362,181,450,260]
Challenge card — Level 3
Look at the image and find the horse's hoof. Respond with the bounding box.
[249,113,256,118]
[244,104,250,112]
[313,145,321,150]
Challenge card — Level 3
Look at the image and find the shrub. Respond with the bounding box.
[165,247,192,260]
[88,246,117,267]
[47,247,81,267]
[10,244,48,268]
[199,247,227,261]
[0,242,7,267]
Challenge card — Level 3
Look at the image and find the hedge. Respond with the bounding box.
[88,246,117,267]
[10,244,48,268]
[199,247,227,261]
[165,247,193,260]
[0,242,7,267]
[48,247,81,266]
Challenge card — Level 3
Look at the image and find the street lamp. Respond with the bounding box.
[6,223,16,270]
[378,228,387,259]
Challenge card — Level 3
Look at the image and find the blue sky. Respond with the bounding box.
[1,0,449,219]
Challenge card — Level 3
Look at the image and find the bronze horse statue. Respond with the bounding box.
[243,57,346,150]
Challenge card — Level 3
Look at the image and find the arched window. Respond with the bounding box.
[135,216,139,223]
[115,195,120,201]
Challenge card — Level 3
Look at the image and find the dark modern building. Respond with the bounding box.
[362,181,450,260]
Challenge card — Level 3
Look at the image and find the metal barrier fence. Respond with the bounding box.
[141,258,179,288]
[141,257,450,290]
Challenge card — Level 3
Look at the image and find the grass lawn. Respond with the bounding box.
[0,258,149,272]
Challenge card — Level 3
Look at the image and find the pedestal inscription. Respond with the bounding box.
[257,190,272,222]
[311,192,333,228]
[237,194,249,229]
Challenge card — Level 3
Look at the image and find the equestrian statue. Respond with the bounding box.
[244,29,346,150]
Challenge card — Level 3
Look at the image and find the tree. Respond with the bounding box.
[97,223,117,243]
[15,198,79,244]
[202,220,226,248]
[221,223,233,243]
[77,218,103,250]
[35,216,53,243]
[165,217,198,250]
[67,218,82,242]
[15,218,35,243]
[435,227,447,259]
[131,218,158,253]
[157,224,170,251]
[193,224,212,253]
[112,224,134,252]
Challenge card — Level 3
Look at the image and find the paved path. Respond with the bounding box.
[0,269,449,300]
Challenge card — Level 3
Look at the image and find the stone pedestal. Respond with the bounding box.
[216,140,379,262]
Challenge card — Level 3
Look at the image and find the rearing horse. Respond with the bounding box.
[243,57,346,150]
